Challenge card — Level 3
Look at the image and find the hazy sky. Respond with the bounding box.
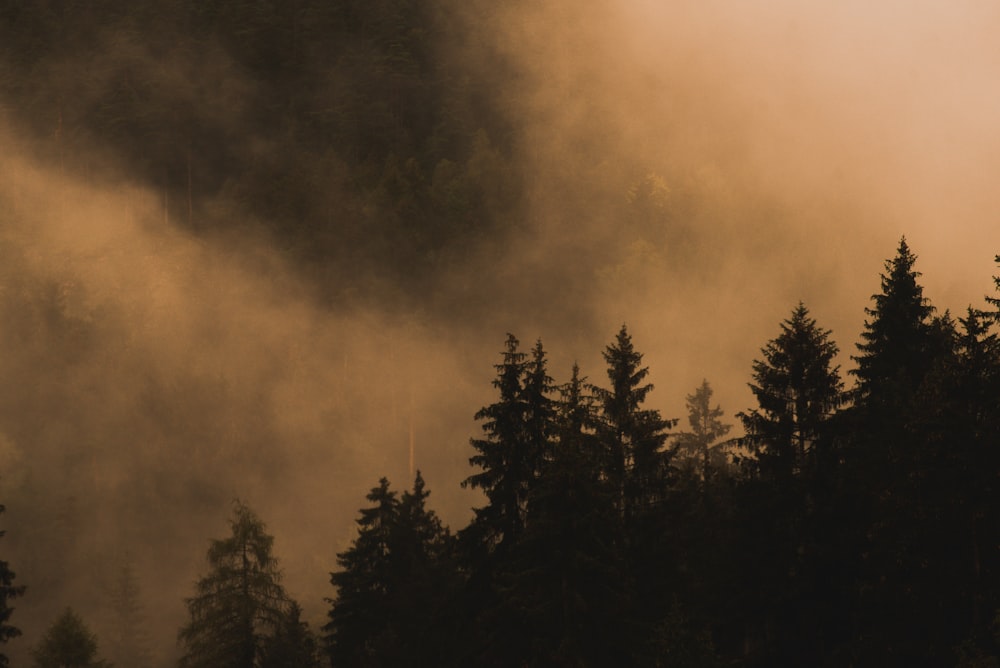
[2,1,1000,663]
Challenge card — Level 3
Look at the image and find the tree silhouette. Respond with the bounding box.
[32,608,109,668]
[739,303,844,480]
[0,504,23,667]
[179,501,292,668]
[676,380,732,482]
[592,325,675,525]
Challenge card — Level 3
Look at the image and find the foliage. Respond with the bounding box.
[106,558,151,668]
[32,608,109,668]
[675,379,732,481]
[326,473,453,667]
[0,504,23,667]
[591,325,676,525]
[178,501,293,668]
[738,302,845,480]
[462,334,533,553]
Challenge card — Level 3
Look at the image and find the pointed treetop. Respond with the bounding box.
[852,237,937,395]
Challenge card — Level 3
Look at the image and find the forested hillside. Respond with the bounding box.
[0,1,998,666]
[0,0,522,303]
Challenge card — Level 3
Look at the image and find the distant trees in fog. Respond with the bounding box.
[0,505,23,667]
[2,236,998,665]
[177,501,319,668]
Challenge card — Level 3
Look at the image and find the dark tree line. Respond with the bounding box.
[4,238,999,666]
[5,239,998,666]
[324,238,1000,667]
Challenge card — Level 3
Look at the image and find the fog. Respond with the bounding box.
[2,0,1000,663]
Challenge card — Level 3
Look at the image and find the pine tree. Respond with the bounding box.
[520,339,557,507]
[738,303,845,480]
[179,501,292,668]
[462,334,531,552]
[106,557,152,668]
[326,478,398,667]
[844,239,963,663]
[326,473,453,667]
[391,471,454,665]
[32,608,109,668]
[261,602,319,668]
[733,303,847,663]
[592,325,676,524]
[498,363,630,666]
[676,380,732,482]
[851,237,939,405]
[0,504,24,667]
[984,254,1000,322]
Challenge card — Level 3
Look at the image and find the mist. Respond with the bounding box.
[1,0,1000,664]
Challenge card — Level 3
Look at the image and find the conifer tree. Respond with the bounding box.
[851,237,938,405]
[32,608,109,668]
[261,603,319,668]
[326,473,452,667]
[179,501,292,668]
[845,239,963,664]
[676,380,732,482]
[0,504,23,667]
[738,303,844,479]
[733,303,847,663]
[500,363,629,666]
[462,334,531,552]
[107,558,152,668]
[326,478,398,667]
[592,325,675,524]
[521,339,557,500]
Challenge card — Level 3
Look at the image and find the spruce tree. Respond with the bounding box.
[326,478,398,667]
[326,473,452,667]
[851,237,938,405]
[676,380,732,482]
[107,558,152,668]
[738,303,845,480]
[462,334,531,552]
[0,504,23,667]
[592,325,675,525]
[261,603,319,668]
[179,501,292,668]
[845,239,961,663]
[32,608,109,668]
[734,303,847,663]
[498,364,630,666]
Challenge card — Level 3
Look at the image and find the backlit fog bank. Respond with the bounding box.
[1,0,1000,663]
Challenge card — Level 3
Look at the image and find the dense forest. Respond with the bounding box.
[3,240,999,665]
[325,241,1000,667]
[0,0,998,666]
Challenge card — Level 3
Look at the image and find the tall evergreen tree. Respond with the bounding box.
[738,303,845,479]
[326,473,453,667]
[984,253,1000,321]
[845,239,962,663]
[179,501,292,668]
[676,380,732,482]
[462,334,531,552]
[326,478,399,667]
[32,608,109,668]
[734,303,848,663]
[520,339,557,503]
[851,237,939,405]
[592,325,675,524]
[497,364,630,666]
[261,602,319,668]
[0,504,23,667]
[107,558,152,668]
